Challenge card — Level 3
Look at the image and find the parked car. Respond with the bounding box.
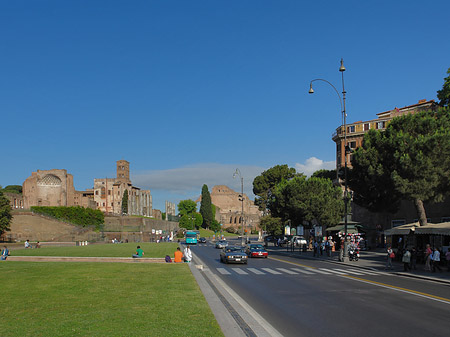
[198,237,207,243]
[263,235,278,246]
[291,236,307,246]
[215,240,228,249]
[220,246,248,264]
[246,244,268,258]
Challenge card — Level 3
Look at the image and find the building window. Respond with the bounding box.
[95,191,99,195]
[103,202,105,207]
[364,123,369,131]
[349,141,356,149]
[108,190,111,195]
[347,125,355,133]
[376,121,386,129]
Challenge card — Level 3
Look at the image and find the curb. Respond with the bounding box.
[5,256,166,263]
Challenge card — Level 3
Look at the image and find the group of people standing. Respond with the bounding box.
[387,244,450,272]
[312,238,335,257]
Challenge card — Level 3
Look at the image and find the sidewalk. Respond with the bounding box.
[265,244,450,285]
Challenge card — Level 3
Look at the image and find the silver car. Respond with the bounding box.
[215,240,228,249]
[220,246,248,264]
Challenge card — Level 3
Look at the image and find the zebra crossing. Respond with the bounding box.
[215,266,383,277]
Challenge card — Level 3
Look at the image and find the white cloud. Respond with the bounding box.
[295,157,335,177]
[132,163,265,196]
[131,159,335,211]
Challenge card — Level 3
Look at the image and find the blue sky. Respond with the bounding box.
[1,1,449,211]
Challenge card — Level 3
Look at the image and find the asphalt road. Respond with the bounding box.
[191,237,450,337]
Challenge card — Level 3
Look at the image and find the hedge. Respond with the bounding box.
[30,206,104,231]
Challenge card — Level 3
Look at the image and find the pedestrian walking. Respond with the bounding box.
[431,247,442,273]
[386,246,394,270]
[410,247,418,270]
[402,248,411,272]
[446,248,450,272]
[424,244,432,271]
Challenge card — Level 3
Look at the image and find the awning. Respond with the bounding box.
[326,224,363,233]
[414,222,450,236]
[384,223,417,236]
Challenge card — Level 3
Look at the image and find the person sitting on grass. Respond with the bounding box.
[25,240,32,249]
[1,246,9,260]
[132,246,144,258]
[174,247,183,263]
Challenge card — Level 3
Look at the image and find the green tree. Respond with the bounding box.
[199,184,213,229]
[179,214,194,229]
[194,212,203,228]
[177,199,197,216]
[0,189,12,237]
[311,169,336,181]
[253,165,298,215]
[349,108,450,226]
[271,176,344,228]
[437,67,450,107]
[121,190,129,215]
[2,185,22,194]
[259,215,283,236]
[210,219,221,232]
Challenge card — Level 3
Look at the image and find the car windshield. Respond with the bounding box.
[250,245,264,249]
[226,247,244,253]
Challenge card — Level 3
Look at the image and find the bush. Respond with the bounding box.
[225,227,237,234]
[30,206,104,231]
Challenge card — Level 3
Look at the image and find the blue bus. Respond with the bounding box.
[185,231,198,245]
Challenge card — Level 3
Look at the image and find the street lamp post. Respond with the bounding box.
[233,168,245,246]
[309,58,349,262]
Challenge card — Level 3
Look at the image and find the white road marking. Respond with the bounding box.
[347,268,379,275]
[291,268,315,275]
[310,268,333,275]
[276,268,299,275]
[233,268,248,275]
[333,268,365,275]
[261,268,282,274]
[327,269,349,275]
[248,268,265,275]
[217,268,231,275]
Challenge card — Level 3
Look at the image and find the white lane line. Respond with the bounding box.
[310,268,333,275]
[291,268,315,275]
[347,268,379,275]
[233,268,248,275]
[276,268,299,275]
[333,268,365,275]
[261,268,282,275]
[327,269,349,275]
[216,268,231,275]
[248,268,265,275]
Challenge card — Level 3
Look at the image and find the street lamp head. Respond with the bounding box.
[308,83,314,94]
[339,58,346,72]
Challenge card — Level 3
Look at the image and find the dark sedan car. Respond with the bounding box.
[246,244,268,258]
[198,237,207,243]
[220,246,248,264]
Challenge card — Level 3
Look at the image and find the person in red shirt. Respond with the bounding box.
[174,247,183,263]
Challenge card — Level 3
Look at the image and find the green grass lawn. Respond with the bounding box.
[12,242,178,258]
[0,262,224,337]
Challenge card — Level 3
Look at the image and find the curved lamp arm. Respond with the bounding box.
[309,79,343,115]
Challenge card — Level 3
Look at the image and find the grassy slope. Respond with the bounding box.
[0,262,223,337]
